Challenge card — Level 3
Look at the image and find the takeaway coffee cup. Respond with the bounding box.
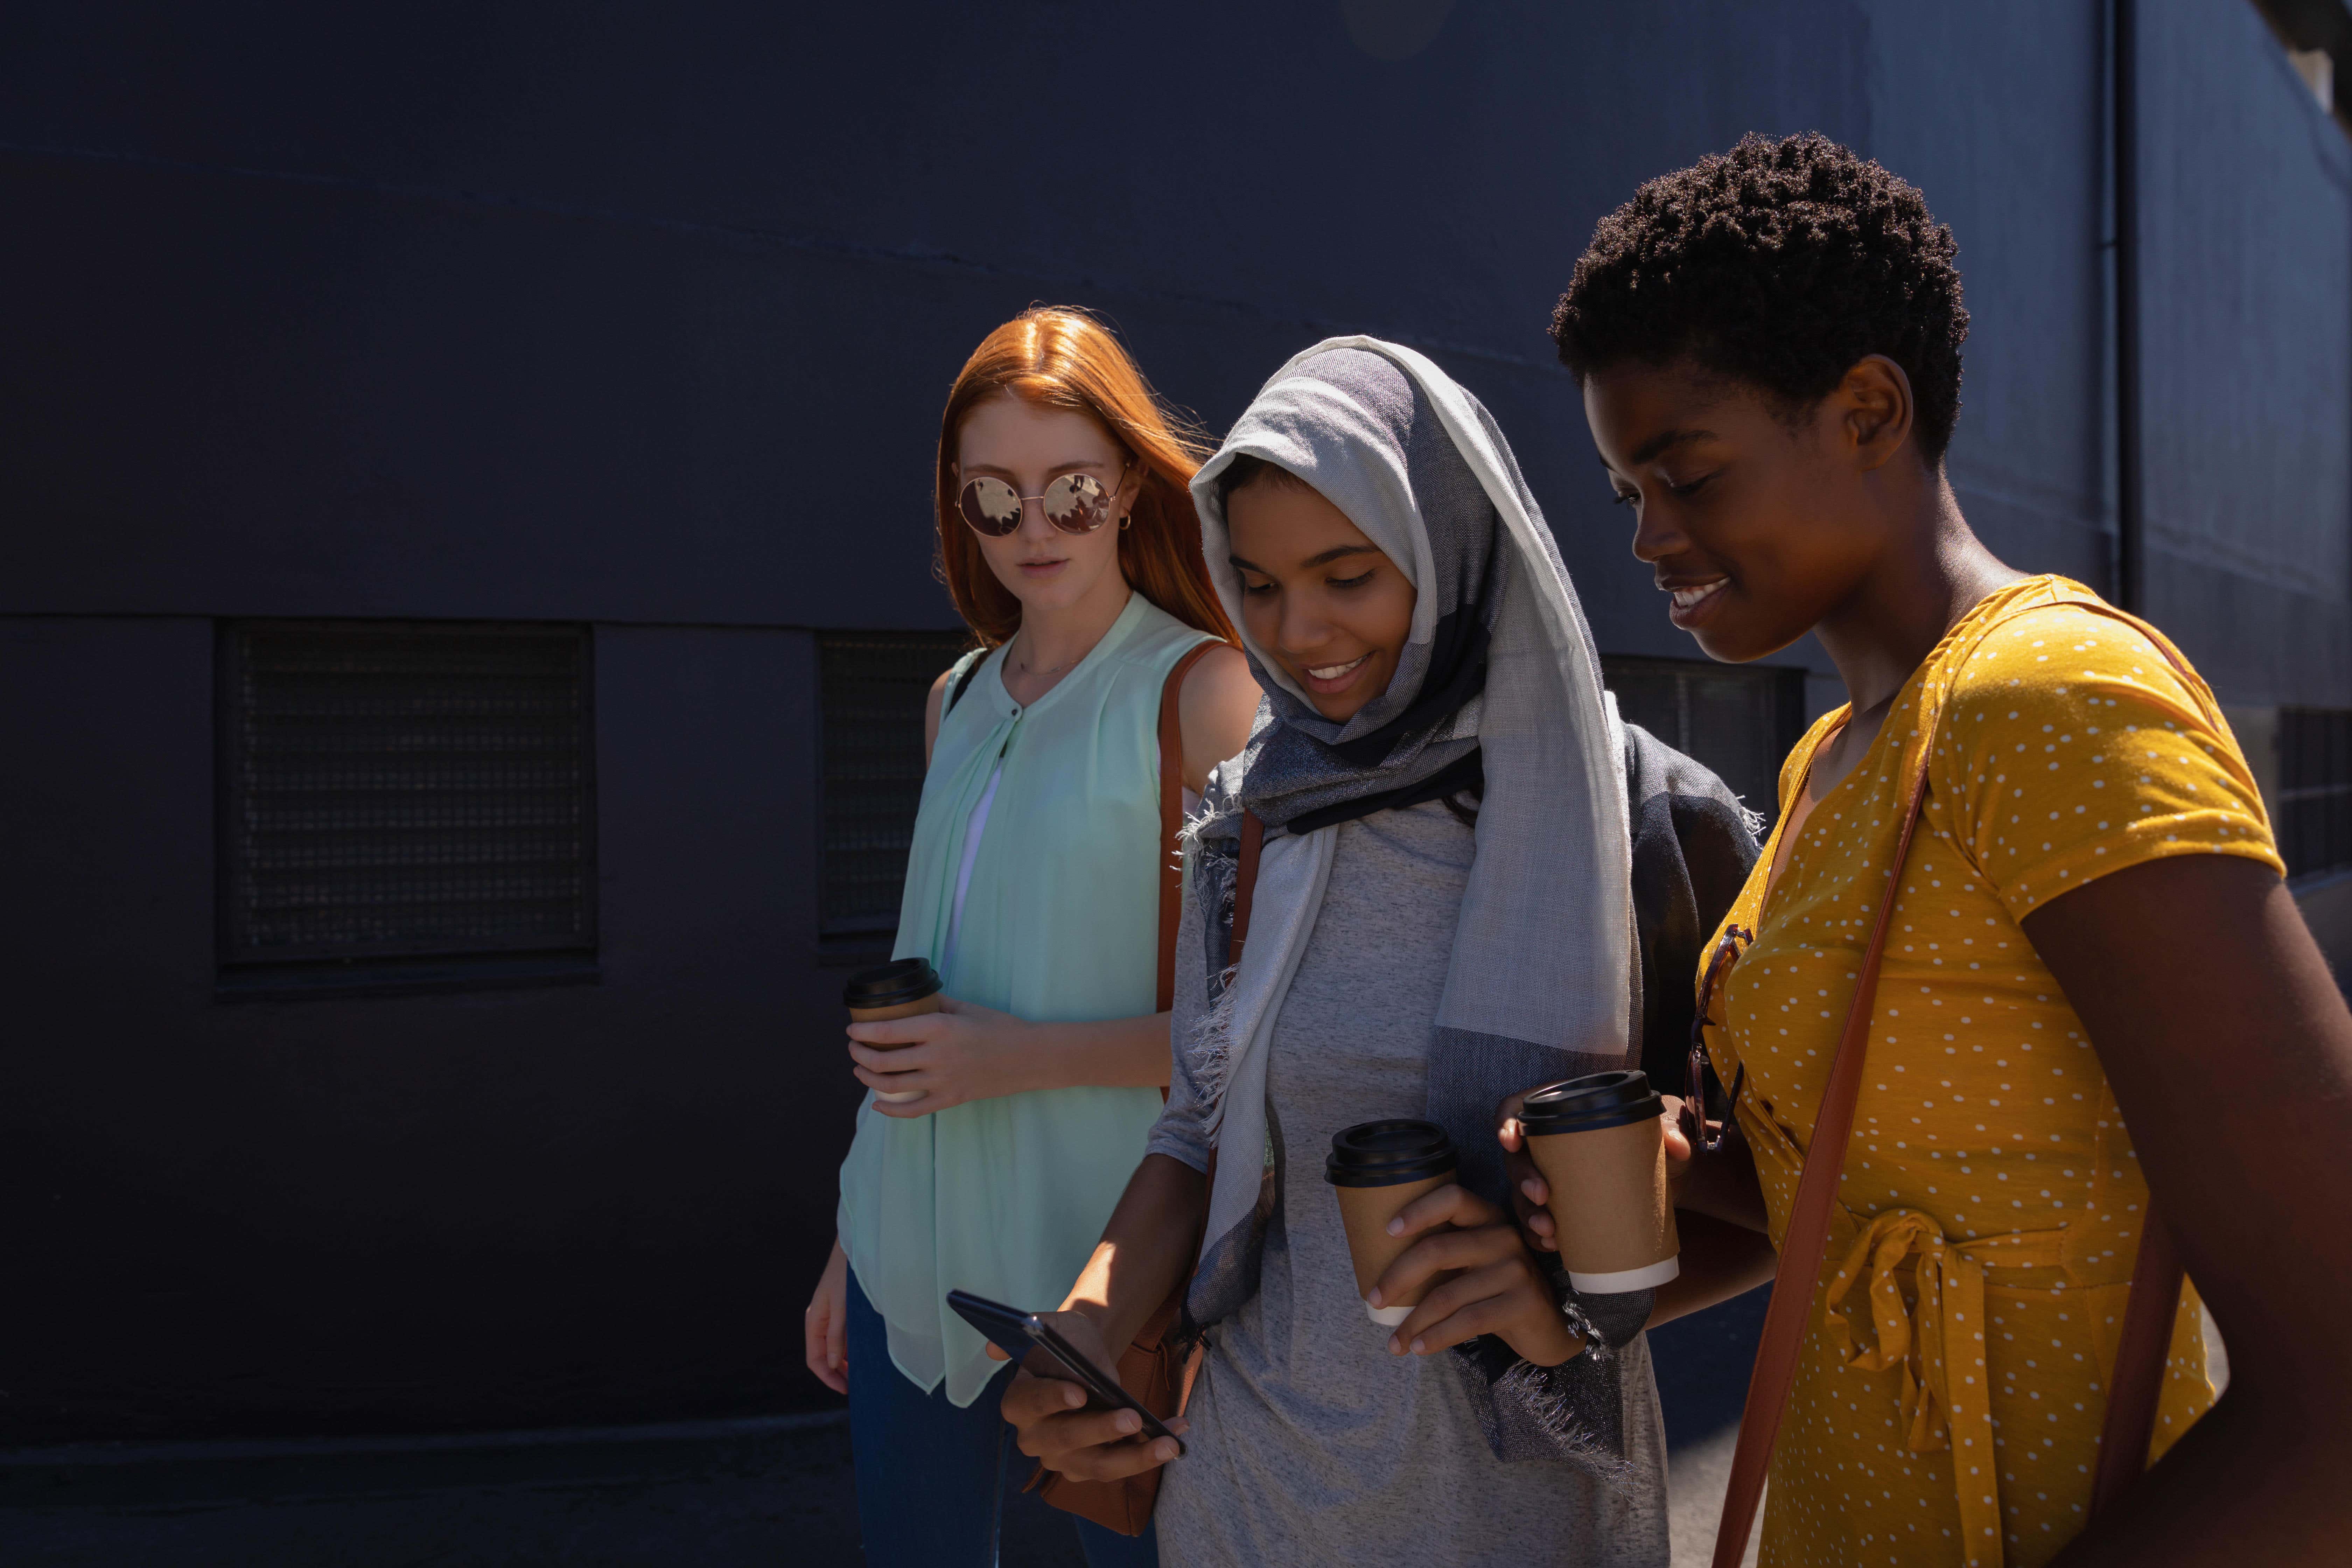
[843,958,944,1104]
[1325,1119,1459,1327]
[1519,1070,1680,1294]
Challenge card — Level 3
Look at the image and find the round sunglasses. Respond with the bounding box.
[955,463,1129,537]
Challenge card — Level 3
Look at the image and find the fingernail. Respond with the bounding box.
[1386,1335,1402,1354]
[1385,1218,1403,1236]
[1409,1338,1425,1354]
[1364,1287,1383,1308]
[1064,1386,1083,1407]
[1154,1441,1176,1461]
[1115,1410,1139,1434]
[1521,1178,1541,1198]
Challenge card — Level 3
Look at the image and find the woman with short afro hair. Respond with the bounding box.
[1555,133,2352,1567]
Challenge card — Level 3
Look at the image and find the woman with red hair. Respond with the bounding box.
[803,308,1258,1566]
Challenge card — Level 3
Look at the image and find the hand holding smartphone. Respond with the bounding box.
[946,1289,1184,1455]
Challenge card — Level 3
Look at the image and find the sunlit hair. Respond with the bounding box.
[935,307,1239,648]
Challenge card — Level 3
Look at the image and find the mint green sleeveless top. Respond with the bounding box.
[836,592,1215,1407]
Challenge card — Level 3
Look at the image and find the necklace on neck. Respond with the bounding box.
[1013,639,1076,678]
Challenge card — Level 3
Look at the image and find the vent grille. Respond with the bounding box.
[2277,707,2352,879]
[1601,655,1808,824]
[819,631,971,938]
[221,622,595,965]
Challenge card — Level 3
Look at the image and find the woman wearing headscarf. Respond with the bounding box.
[1000,339,1773,1565]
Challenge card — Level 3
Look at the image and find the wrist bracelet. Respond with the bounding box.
[1557,1294,1610,1363]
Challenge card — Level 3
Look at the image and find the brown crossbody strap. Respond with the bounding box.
[1028,696,1245,1538]
[1155,641,1218,1013]
[2093,1206,2182,1511]
[1713,625,2190,1564]
[1709,737,1937,1568]
[1231,811,1266,968]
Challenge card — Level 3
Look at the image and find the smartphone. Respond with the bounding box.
[944,1289,1184,1454]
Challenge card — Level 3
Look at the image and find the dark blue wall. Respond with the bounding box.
[2,2,2343,1440]
[2138,0,2352,705]
[1,618,827,1437]
[1,2,1882,639]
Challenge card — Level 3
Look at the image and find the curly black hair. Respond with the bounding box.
[1551,132,1969,465]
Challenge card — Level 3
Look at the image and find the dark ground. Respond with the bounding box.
[0,1289,1767,1567]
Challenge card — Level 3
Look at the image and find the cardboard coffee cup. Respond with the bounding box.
[1325,1119,1458,1327]
[844,958,943,1104]
[1520,1070,1680,1294]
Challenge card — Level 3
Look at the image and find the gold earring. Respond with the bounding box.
[1118,514,1133,530]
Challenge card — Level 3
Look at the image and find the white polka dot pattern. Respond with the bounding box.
[1707,579,2270,1568]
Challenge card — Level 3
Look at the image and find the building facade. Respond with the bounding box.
[3,1,2346,1441]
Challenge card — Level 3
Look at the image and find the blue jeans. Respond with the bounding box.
[846,1269,1160,1568]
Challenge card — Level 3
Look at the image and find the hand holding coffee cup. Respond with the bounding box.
[1518,1071,1681,1295]
[1500,1088,1697,1254]
[1366,1178,1589,1367]
[843,958,944,1104]
[1326,1120,1461,1326]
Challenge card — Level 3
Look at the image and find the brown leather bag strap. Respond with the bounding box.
[1710,735,1936,1568]
[1156,641,1218,1015]
[1714,601,2198,1564]
[1230,811,1265,971]
[2092,1209,2183,1510]
[1031,776,1252,1537]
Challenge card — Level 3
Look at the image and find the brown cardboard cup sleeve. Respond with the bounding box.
[844,958,944,1105]
[1325,1119,1459,1326]
[1520,1070,1680,1294]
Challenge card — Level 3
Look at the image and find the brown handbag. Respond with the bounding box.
[1026,642,1250,1536]
[1710,623,2193,1566]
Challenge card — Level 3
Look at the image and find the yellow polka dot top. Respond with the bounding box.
[1703,576,2280,1568]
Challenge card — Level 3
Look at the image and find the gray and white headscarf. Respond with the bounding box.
[1216,345,1502,834]
[1178,339,1643,1465]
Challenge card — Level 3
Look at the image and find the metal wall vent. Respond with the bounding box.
[818,631,970,944]
[219,621,595,988]
[2278,706,2352,880]
[1601,655,1809,826]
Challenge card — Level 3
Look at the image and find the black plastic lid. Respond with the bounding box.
[1518,1070,1663,1137]
[1324,1119,1457,1188]
[842,957,943,1011]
